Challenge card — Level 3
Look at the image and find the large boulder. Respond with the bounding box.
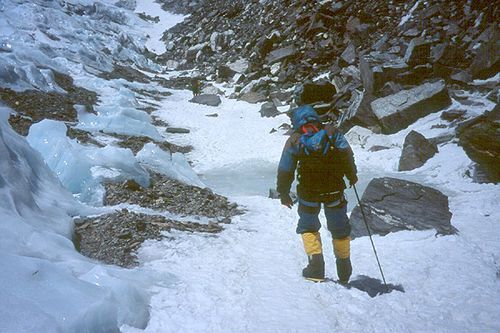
[457,105,500,183]
[239,91,267,104]
[189,94,221,106]
[398,131,438,171]
[370,80,452,134]
[350,177,455,238]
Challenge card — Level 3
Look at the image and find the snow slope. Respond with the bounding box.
[121,88,500,333]
[134,0,185,54]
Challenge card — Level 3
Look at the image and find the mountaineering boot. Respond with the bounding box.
[301,232,325,282]
[335,258,352,284]
[303,254,325,282]
[333,236,352,284]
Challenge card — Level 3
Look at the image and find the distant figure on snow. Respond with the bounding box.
[276,90,358,284]
[191,77,201,96]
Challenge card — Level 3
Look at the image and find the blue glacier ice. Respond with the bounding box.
[137,142,206,188]
[0,107,150,332]
[27,119,150,204]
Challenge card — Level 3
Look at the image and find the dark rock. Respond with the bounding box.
[185,43,210,63]
[270,90,293,103]
[359,55,384,95]
[166,127,190,134]
[432,43,462,67]
[403,28,420,38]
[98,64,150,83]
[266,46,297,64]
[206,113,219,117]
[457,105,500,183]
[189,94,222,106]
[444,22,461,38]
[66,127,104,147]
[346,16,372,42]
[404,37,431,67]
[372,34,389,52]
[420,4,441,20]
[239,91,268,103]
[359,54,408,95]
[114,133,192,155]
[296,81,336,105]
[487,89,499,104]
[349,177,455,238]
[441,109,466,122]
[396,64,433,85]
[123,179,143,191]
[340,43,357,65]
[368,145,391,152]
[260,102,280,118]
[279,123,292,132]
[431,124,448,129]
[151,117,168,127]
[450,70,473,84]
[468,25,499,79]
[338,90,381,132]
[398,131,438,171]
[428,133,456,145]
[370,80,452,134]
[379,81,402,97]
[258,33,279,57]
[217,64,236,81]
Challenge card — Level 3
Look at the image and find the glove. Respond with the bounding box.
[347,174,358,187]
[280,192,293,208]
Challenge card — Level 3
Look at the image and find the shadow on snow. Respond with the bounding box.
[327,275,405,298]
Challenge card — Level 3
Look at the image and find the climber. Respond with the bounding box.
[276,100,358,284]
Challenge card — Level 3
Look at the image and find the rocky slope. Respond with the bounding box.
[159,0,498,182]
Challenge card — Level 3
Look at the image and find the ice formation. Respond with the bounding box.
[0,107,149,332]
[0,0,159,92]
[137,142,205,187]
[26,119,150,204]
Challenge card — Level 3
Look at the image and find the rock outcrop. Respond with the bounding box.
[157,0,496,134]
[370,80,452,134]
[350,177,455,238]
[190,94,222,106]
[399,131,438,171]
[457,105,500,183]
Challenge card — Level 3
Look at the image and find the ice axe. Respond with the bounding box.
[352,184,388,291]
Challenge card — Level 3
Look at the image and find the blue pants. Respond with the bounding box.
[296,196,351,239]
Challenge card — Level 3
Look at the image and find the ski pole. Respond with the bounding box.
[353,184,388,287]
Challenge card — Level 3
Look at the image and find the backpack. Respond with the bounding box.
[298,123,334,156]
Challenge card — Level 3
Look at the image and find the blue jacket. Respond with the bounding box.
[277,120,357,202]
